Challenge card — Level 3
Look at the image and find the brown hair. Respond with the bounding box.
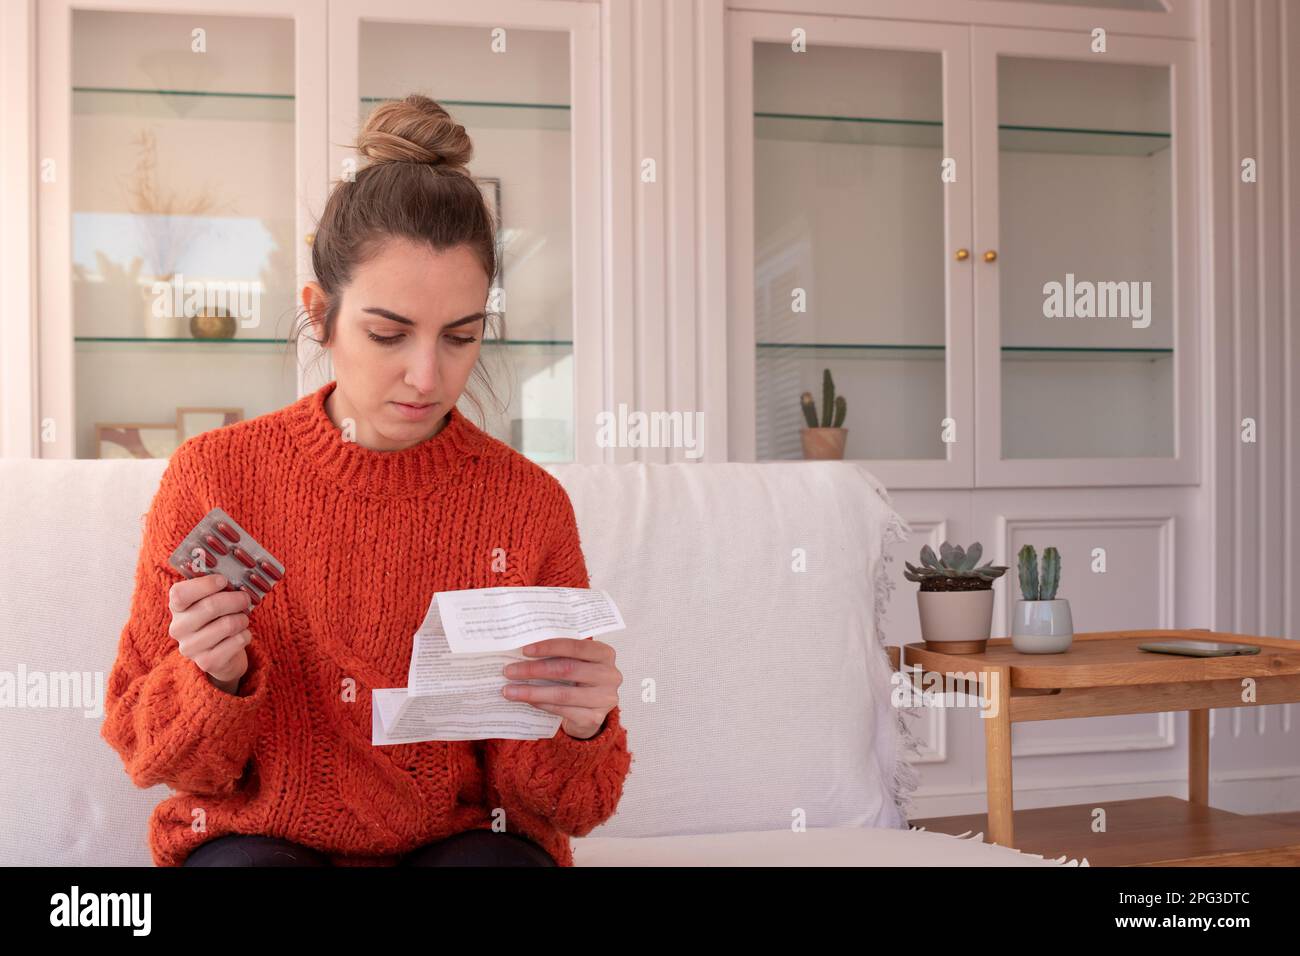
[290,93,507,425]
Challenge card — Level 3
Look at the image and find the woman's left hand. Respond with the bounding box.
[501,638,622,739]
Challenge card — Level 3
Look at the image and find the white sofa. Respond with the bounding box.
[0,455,1078,866]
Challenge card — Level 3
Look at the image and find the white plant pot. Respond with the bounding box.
[142,282,182,338]
[917,588,994,654]
[1011,599,1073,654]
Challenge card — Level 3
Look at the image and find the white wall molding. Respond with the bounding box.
[909,767,1300,820]
[0,0,37,458]
[896,516,950,764]
[602,0,728,462]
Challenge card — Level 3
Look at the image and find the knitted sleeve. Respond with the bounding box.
[99,441,272,795]
[477,483,632,837]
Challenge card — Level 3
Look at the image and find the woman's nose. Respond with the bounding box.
[405,353,440,394]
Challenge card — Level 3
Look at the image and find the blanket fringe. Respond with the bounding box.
[861,470,925,828]
[907,826,1090,866]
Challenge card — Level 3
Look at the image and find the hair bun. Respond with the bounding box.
[356,94,473,170]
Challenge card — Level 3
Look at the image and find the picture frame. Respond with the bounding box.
[475,176,504,296]
[95,423,181,460]
[176,407,243,442]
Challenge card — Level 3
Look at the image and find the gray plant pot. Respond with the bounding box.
[1011,599,1073,654]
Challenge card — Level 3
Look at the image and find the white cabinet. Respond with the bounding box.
[727,7,1200,489]
[970,26,1199,487]
[33,0,327,460]
[6,0,1202,480]
[23,0,602,463]
[326,0,603,463]
[728,15,976,488]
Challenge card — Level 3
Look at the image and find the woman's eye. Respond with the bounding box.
[367,331,477,346]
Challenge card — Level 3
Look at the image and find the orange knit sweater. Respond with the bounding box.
[101,380,632,867]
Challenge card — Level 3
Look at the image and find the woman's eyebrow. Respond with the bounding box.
[362,307,486,329]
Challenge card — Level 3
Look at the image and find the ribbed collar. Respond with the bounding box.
[283,380,491,499]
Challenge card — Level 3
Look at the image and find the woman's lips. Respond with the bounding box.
[391,400,437,420]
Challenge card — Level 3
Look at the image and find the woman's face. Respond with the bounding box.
[303,238,489,451]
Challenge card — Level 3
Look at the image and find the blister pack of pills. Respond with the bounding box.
[167,507,285,609]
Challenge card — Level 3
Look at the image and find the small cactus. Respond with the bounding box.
[800,369,847,429]
[800,392,819,429]
[1017,544,1062,600]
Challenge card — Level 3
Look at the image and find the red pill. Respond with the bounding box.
[239,584,262,606]
[247,571,272,593]
[232,546,256,569]
[216,521,241,543]
[258,560,283,582]
[191,547,218,572]
[204,533,229,556]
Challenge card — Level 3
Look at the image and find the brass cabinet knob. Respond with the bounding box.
[983,249,997,262]
[955,248,969,261]
[305,232,315,246]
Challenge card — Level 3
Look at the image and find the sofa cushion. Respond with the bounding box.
[544,460,915,838]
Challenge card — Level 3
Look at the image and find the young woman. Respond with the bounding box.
[100,94,631,867]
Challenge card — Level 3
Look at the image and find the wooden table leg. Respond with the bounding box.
[1188,708,1209,805]
[982,665,1014,847]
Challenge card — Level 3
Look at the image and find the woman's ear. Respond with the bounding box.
[300,281,328,340]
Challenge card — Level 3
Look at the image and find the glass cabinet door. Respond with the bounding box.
[729,15,974,487]
[40,4,314,460]
[331,1,601,464]
[972,28,1198,485]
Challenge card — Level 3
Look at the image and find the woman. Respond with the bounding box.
[100,94,631,867]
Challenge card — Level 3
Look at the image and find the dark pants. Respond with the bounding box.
[183,829,556,867]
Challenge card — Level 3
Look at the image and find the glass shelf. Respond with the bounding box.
[755,112,943,148]
[74,336,573,346]
[72,88,573,130]
[76,336,290,344]
[758,343,945,361]
[1002,346,1172,361]
[999,124,1169,157]
[755,111,1169,156]
[72,86,294,122]
[758,342,1171,359]
[360,96,570,131]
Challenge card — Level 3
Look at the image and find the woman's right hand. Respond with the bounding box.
[168,573,253,693]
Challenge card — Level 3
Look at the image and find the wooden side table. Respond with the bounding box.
[901,629,1300,852]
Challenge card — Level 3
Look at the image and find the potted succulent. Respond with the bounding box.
[800,369,847,460]
[904,541,1008,654]
[1012,545,1073,654]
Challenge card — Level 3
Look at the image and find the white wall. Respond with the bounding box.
[1202,0,1300,801]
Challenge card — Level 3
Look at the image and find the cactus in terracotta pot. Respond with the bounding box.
[800,369,846,428]
[799,369,847,459]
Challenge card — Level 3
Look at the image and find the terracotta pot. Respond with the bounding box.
[917,588,994,654]
[801,427,847,460]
